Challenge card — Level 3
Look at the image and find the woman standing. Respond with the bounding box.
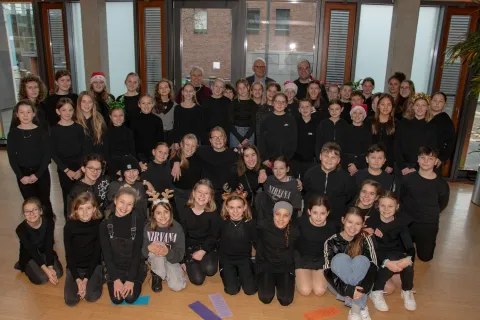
[116,72,141,127]
[153,79,177,143]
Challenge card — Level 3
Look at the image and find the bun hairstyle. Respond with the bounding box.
[388,71,406,84]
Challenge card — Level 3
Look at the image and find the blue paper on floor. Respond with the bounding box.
[111,295,150,305]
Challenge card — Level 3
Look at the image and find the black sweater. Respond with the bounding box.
[42,93,79,127]
[172,104,205,143]
[303,166,356,222]
[50,123,85,171]
[315,118,349,158]
[141,160,173,194]
[258,113,297,161]
[10,102,48,133]
[116,94,140,127]
[340,102,352,123]
[366,118,398,168]
[295,215,336,264]
[99,213,144,281]
[218,218,257,261]
[7,127,50,179]
[178,207,220,252]
[82,117,107,157]
[94,92,114,123]
[16,217,55,271]
[341,124,372,171]
[256,219,299,273]
[294,116,319,162]
[400,172,450,224]
[172,153,203,190]
[67,176,110,216]
[203,96,231,135]
[64,219,102,280]
[430,112,456,162]
[130,112,164,161]
[196,146,238,191]
[255,104,273,140]
[105,124,136,161]
[229,98,258,142]
[395,118,437,170]
[355,169,393,191]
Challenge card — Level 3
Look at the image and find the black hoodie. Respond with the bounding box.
[258,113,297,161]
[315,118,349,158]
[429,112,455,162]
[341,124,372,171]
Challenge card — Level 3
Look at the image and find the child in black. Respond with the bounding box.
[76,91,107,157]
[284,81,300,118]
[401,146,449,262]
[218,193,257,295]
[153,79,177,143]
[64,192,103,306]
[307,80,329,120]
[50,98,85,219]
[15,198,63,285]
[89,71,114,121]
[355,144,394,191]
[256,201,299,306]
[8,100,54,218]
[343,104,372,175]
[172,83,205,147]
[315,99,349,158]
[100,187,146,304]
[229,79,258,148]
[178,179,220,285]
[116,72,140,127]
[256,82,279,139]
[295,196,336,296]
[42,70,79,127]
[352,179,381,218]
[141,142,173,196]
[203,78,231,139]
[339,82,353,122]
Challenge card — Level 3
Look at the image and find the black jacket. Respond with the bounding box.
[258,113,297,161]
[323,233,378,299]
[315,118,349,158]
[430,112,456,162]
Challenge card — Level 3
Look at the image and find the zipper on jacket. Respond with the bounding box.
[324,172,328,194]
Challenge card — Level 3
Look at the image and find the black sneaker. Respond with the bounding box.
[14,262,20,271]
[151,272,163,292]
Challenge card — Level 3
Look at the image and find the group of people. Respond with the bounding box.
[8,60,452,320]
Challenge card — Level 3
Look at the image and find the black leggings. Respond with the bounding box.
[220,258,256,295]
[57,169,77,219]
[257,271,295,306]
[409,222,439,262]
[373,252,414,291]
[24,255,63,285]
[64,266,103,306]
[107,279,143,304]
[17,167,54,219]
[186,251,218,285]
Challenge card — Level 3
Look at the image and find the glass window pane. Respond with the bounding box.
[71,3,85,92]
[182,8,232,84]
[47,9,67,77]
[354,4,393,92]
[144,7,163,94]
[193,9,208,34]
[247,8,260,35]
[411,7,440,93]
[246,1,317,86]
[106,2,135,97]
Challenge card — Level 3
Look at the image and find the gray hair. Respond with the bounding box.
[253,57,266,66]
[190,66,204,76]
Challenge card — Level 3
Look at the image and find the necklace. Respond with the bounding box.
[194,85,203,93]
[231,219,243,227]
[22,129,32,139]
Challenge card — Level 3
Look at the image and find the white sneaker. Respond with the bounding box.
[401,290,417,311]
[348,310,363,320]
[360,306,372,320]
[369,290,389,311]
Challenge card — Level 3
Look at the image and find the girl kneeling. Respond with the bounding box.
[64,192,103,306]
[100,187,146,304]
[143,199,187,292]
[324,207,377,320]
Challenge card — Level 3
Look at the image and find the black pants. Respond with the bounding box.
[373,252,414,291]
[57,169,77,219]
[24,255,63,285]
[17,166,54,219]
[220,257,257,295]
[107,279,143,304]
[186,251,218,285]
[409,222,439,262]
[64,265,103,306]
[257,271,295,306]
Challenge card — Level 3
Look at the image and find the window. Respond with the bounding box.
[275,8,290,36]
[71,3,86,92]
[194,9,207,34]
[247,8,260,34]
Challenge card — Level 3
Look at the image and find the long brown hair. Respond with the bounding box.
[307,81,323,109]
[237,144,262,176]
[76,91,106,145]
[180,82,199,105]
[235,78,250,101]
[221,193,252,221]
[342,207,367,258]
[70,191,102,220]
[186,179,217,213]
[153,78,175,113]
[89,80,111,103]
[18,75,47,104]
[148,201,174,230]
[371,93,395,135]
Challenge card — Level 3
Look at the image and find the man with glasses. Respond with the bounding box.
[294,59,329,102]
[246,58,276,87]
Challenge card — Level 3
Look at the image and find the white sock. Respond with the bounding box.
[351,303,361,314]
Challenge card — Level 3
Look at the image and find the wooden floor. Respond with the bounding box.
[0,150,478,320]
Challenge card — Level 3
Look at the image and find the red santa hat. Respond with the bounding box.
[90,72,106,84]
[350,104,368,119]
[283,81,298,94]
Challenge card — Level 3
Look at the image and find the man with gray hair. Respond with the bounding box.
[246,58,276,87]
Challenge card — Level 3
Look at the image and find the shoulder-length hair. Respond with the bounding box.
[148,201,174,230]
[70,191,102,220]
[342,207,367,257]
[186,179,216,213]
[154,78,175,113]
[221,193,252,221]
[237,144,261,176]
[170,133,198,169]
[18,75,47,104]
[76,91,106,145]
[371,93,395,135]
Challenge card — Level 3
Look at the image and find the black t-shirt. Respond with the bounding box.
[295,215,336,262]
[355,169,393,191]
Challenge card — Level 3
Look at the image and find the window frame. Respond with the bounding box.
[275,8,290,36]
[193,8,208,34]
[247,7,260,35]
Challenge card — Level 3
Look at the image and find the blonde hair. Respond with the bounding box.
[221,193,252,221]
[186,179,217,212]
[171,134,198,169]
[405,97,433,122]
[70,192,102,220]
[180,83,199,105]
[250,81,265,104]
[76,91,106,145]
[148,201,174,230]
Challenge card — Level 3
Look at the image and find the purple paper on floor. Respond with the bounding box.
[208,294,232,318]
[188,301,222,320]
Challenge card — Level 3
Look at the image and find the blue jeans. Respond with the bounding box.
[327,253,370,308]
[230,126,255,148]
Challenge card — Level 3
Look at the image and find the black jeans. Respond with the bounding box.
[57,168,77,219]
[409,222,439,262]
[257,271,295,306]
[186,251,218,285]
[107,278,143,304]
[24,254,63,285]
[17,166,54,219]
[373,252,414,291]
[219,257,257,295]
[64,266,103,306]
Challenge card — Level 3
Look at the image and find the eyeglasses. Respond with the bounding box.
[274,100,287,105]
[298,67,310,71]
[24,208,40,215]
[254,66,266,69]
[86,166,102,173]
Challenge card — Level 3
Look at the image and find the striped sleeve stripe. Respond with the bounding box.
[323,234,337,269]
[365,235,378,266]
